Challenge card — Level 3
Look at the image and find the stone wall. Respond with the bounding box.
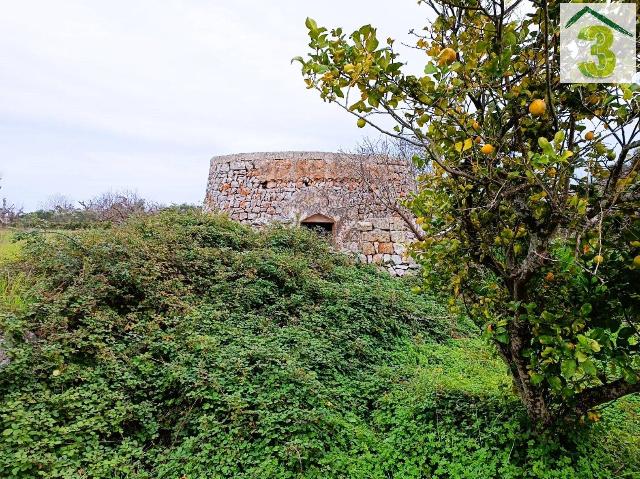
[204,151,418,275]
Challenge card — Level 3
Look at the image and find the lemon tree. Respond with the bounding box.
[297,0,640,426]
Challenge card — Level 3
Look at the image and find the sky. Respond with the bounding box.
[0,0,429,211]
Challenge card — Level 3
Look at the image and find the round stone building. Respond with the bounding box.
[204,151,418,275]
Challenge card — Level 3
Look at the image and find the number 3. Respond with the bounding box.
[578,26,616,78]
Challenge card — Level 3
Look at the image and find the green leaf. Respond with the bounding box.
[538,137,554,156]
[530,372,544,386]
[548,376,563,391]
[623,88,633,101]
[366,35,379,52]
[580,303,592,316]
[623,369,638,384]
[561,359,577,379]
[576,351,588,363]
[504,31,517,46]
[305,17,318,31]
[424,64,437,75]
[582,359,598,376]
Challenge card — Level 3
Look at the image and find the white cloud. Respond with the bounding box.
[0,0,429,210]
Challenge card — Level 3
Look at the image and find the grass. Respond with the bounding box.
[0,229,30,313]
[0,229,21,263]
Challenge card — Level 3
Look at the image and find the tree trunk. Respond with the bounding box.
[502,279,555,426]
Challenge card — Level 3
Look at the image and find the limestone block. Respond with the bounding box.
[378,242,394,254]
[393,243,406,255]
[371,218,390,230]
[357,221,373,231]
[363,231,390,243]
[389,219,406,230]
[390,231,407,243]
[391,255,403,265]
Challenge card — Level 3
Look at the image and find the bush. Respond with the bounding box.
[0,211,636,478]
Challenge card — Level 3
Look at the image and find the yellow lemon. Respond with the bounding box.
[585,131,595,141]
[357,118,366,128]
[529,99,547,116]
[593,255,604,265]
[481,144,495,155]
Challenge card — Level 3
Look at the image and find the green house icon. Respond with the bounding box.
[565,6,633,37]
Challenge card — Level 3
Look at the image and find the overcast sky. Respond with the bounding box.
[0,0,429,211]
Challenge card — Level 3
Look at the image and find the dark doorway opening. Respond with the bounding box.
[301,214,335,238]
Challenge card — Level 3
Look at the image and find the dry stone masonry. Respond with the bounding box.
[204,151,418,275]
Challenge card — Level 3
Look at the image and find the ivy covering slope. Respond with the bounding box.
[0,211,637,478]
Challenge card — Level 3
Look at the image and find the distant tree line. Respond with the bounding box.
[1,182,199,229]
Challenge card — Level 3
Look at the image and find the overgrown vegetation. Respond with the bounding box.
[0,211,637,478]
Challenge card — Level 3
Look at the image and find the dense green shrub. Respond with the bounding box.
[0,211,637,478]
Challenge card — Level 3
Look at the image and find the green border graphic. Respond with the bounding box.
[565,6,633,37]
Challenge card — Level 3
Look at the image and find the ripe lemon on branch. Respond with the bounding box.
[481,144,495,155]
[529,99,547,117]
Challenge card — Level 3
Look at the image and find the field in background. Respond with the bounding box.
[0,229,30,313]
[0,230,21,263]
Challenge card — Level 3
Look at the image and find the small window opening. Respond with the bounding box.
[301,214,335,238]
